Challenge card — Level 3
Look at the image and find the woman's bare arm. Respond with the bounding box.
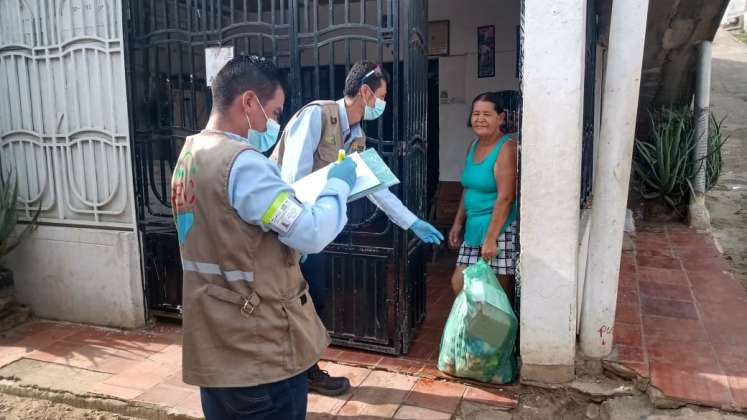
[481,140,517,260]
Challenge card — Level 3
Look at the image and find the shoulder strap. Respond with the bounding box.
[465,139,479,161]
[496,133,512,148]
[271,102,339,165]
[315,102,341,125]
[287,100,338,121]
[308,99,338,107]
[199,129,257,153]
[489,134,513,161]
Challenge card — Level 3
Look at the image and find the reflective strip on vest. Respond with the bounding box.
[181,259,254,282]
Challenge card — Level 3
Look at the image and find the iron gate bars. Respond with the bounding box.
[124,0,429,354]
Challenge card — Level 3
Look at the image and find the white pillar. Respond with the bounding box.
[519,0,587,383]
[579,0,649,358]
[689,41,712,230]
[693,41,712,194]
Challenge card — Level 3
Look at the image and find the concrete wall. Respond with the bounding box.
[637,0,730,134]
[519,0,586,383]
[722,0,746,24]
[428,0,520,181]
[7,225,146,329]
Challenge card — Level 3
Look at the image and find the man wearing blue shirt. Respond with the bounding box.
[173,55,358,419]
[270,61,443,396]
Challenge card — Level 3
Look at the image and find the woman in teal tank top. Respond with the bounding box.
[448,92,518,305]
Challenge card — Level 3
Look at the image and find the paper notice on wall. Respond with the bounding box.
[205,46,234,87]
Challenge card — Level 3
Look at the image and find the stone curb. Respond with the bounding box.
[0,378,201,420]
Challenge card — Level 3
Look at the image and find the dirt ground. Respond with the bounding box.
[707,30,747,289]
[0,393,137,420]
[0,389,591,420]
[1,384,745,420]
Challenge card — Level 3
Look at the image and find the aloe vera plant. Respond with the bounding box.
[633,107,729,209]
[706,113,729,191]
[0,168,39,264]
[633,108,697,208]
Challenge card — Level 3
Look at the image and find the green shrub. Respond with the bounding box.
[0,168,39,264]
[706,113,729,190]
[633,108,696,208]
[735,31,747,46]
[633,107,728,208]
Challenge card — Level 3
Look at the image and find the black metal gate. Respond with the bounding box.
[580,0,598,208]
[123,0,429,354]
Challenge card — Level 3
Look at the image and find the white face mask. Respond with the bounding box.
[245,97,280,152]
[364,95,387,121]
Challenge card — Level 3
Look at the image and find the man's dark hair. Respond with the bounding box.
[343,61,390,98]
[211,55,285,112]
[467,91,506,127]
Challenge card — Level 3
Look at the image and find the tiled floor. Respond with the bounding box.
[0,257,517,419]
[0,319,517,418]
[604,223,747,411]
[0,222,744,416]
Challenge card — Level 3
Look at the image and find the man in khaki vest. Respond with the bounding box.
[270,61,444,395]
[171,55,358,419]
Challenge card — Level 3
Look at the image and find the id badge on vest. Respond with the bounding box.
[343,133,365,154]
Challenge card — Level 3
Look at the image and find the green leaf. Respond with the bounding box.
[633,106,702,207]
[0,167,40,261]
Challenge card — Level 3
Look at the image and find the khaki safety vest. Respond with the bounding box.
[172,130,329,387]
[271,100,366,171]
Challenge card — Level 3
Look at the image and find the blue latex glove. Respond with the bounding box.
[410,219,444,245]
[327,157,357,189]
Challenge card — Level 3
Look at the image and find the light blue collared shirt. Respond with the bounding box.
[278,99,418,230]
[224,132,351,255]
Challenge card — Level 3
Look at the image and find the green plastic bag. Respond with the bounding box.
[437,260,518,383]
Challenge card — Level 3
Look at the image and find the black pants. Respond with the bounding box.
[200,372,307,420]
[300,253,327,317]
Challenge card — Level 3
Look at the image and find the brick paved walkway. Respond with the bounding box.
[0,250,520,418]
[0,223,743,417]
[0,320,515,419]
[604,223,747,411]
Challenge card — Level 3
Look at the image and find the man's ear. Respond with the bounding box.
[360,84,372,103]
[240,90,257,111]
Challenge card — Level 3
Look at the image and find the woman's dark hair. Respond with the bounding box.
[467,91,506,129]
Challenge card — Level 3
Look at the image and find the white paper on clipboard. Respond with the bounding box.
[292,153,380,204]
[205,46,234,87]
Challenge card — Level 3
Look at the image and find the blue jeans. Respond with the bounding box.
[200,372,308,420]
[300,253,327,317]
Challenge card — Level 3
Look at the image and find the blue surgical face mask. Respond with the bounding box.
[246,98,280,152]
[363,94,386,121]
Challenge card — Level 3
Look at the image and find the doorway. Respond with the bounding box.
[402,0,523,363]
